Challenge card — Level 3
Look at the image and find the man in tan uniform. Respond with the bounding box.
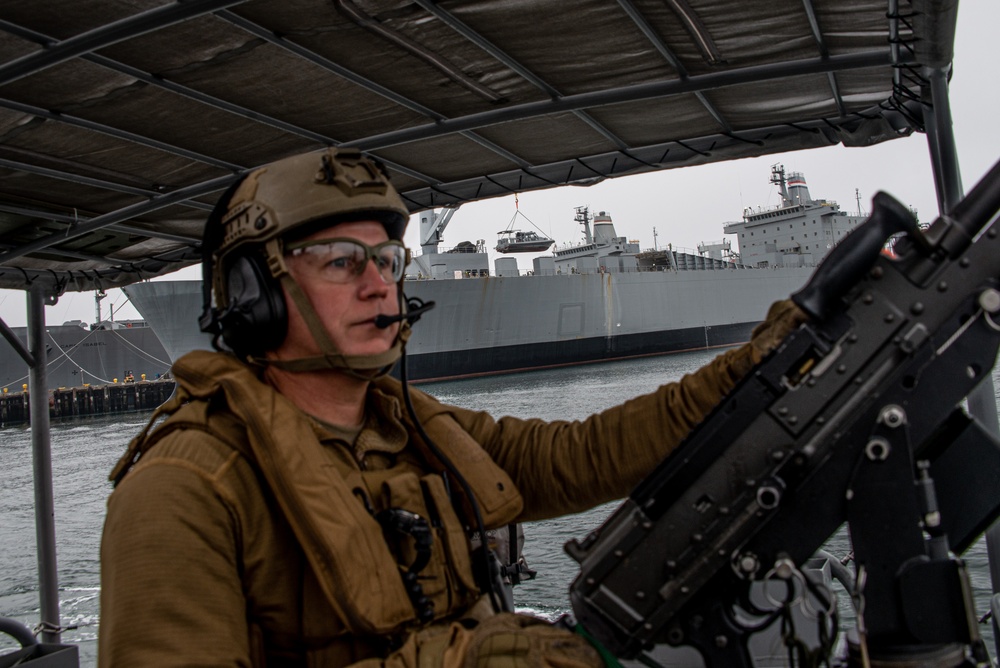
[99,148,805,667]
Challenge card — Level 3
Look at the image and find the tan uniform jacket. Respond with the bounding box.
[99,344,757,666]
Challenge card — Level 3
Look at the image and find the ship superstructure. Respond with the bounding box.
[407,208,490,279]
[724,165,868,268]
[550,207,641,274]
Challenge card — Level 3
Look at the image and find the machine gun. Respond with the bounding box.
[566,158,1000,668]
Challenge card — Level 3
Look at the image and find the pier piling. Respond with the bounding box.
[0,379,175,426]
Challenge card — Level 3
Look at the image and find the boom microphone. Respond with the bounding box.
[374,298,436,329]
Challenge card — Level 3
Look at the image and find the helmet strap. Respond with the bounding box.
[250,244,406,380]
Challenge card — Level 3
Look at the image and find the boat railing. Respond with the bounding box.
[743,202,787,217]
[405,259,817,280]
[405,268,491,280]
[410,242,486,256]
[669,245,700,256]
[0,616,78,665]
[637,245,717,257]
[473,263,783,278]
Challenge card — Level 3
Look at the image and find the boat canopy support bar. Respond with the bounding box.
[925,68,965,217]
[924,61,1000,658]
[0,315,34,367]
[27,284,63,645]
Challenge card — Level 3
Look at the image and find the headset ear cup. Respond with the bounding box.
[219,254,287,355]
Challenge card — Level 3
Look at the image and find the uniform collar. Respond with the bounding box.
[310,386,408,458]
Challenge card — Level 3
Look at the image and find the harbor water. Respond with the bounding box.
[2,348,998,666]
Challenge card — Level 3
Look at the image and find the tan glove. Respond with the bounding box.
[654,298,808,425]
[747,298,809,364]
[463,613,603,668]
[348,613,602,668]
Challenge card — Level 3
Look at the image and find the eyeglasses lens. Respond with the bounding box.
[290,240,405,284]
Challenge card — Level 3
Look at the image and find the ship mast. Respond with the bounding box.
[770,164,790,207]
[95,290,107,324]
[574,206,593,244]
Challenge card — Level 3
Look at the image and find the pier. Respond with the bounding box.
[0,379,175,426]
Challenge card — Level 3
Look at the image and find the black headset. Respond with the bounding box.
[198,176,288,357]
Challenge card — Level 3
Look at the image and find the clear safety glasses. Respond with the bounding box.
[285,238,407,284]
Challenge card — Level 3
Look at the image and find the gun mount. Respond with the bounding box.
[567,158,1000,667]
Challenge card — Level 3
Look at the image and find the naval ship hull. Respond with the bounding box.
[125,266,813,382]
[0,324,173,392]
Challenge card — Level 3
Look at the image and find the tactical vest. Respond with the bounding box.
[112,351,524,637]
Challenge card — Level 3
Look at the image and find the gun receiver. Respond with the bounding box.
[567,157,1000,666]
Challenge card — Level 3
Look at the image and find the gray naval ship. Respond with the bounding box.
[0,300,173,393]
[121,166,871,382]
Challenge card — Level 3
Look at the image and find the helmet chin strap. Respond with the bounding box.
[250,256,408,380]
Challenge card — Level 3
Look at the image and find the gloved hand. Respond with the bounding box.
[747,298,809,364]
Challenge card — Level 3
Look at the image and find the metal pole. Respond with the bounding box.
[0,317,34,367]
[27,284,62,644]
[921,80,948,216]
[925,65,1000,655]
[925,70,965,217]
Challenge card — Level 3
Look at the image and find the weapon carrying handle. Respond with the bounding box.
[792,192,918,320]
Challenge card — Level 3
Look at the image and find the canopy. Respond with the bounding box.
[0,0,958,292]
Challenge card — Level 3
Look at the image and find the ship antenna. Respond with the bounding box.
[574,206,593,244]
[95,290,107,325]
[770,164,790,207]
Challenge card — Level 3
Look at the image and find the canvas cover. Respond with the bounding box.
[0,0,958,291]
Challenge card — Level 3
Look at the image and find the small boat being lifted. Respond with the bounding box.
[495,229,554,253]
[495,209,555,253]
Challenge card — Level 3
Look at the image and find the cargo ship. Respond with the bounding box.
[0,315,173,393]
[124,167,866,381]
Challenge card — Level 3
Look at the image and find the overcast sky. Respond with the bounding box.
[1,1,996,328]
